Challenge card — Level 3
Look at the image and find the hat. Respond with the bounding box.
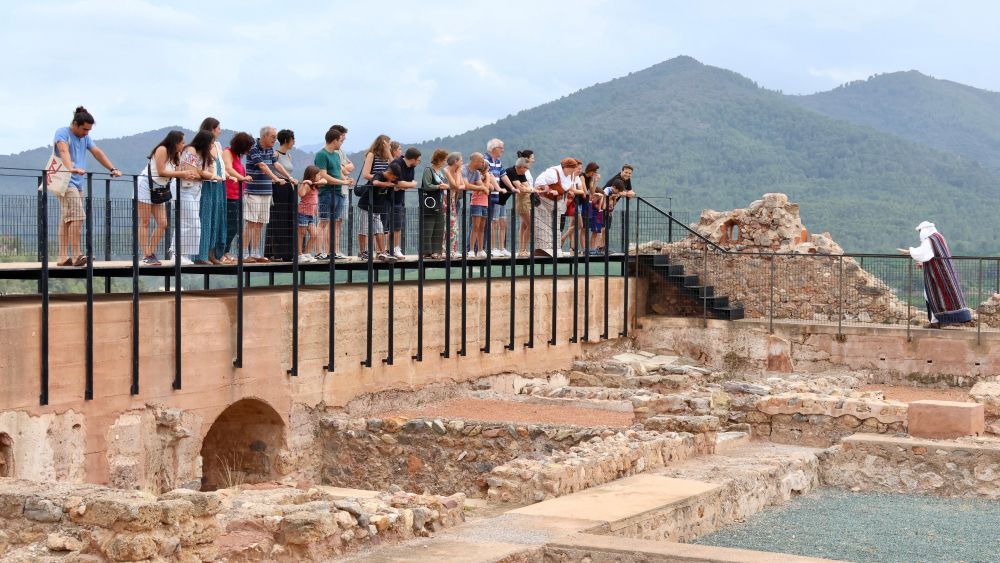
[915,221,935,231]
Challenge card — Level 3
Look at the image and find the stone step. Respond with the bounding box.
[716,431,751,452]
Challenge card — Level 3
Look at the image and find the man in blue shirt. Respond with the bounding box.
[52,106,121,266]
[484,139,509,257]
[243,126,288,262]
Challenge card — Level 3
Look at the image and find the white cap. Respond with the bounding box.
[916,221,935,231]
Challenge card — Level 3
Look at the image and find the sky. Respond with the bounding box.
[3,0,999,155]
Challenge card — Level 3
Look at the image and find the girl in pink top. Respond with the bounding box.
[297,165,327,260]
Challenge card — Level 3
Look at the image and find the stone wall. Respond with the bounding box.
[106,406,203,494]
[486,430,699,504]
[745,393,908,447]
[318,416,618,498]
[821,434,1000,498]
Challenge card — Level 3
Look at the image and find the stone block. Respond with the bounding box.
[908,400,984,439]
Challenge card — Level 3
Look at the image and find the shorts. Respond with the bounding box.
[470,205,488,218]
[297,212,317,227]
[244,194,272,224]
[515,193,532,216]
[58,187,85,223]
[489,196,506,220]
[318,191,344,221]
[356,209,384,236]
[385,205,405,231]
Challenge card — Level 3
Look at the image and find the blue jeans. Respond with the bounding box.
[319,190,345,221]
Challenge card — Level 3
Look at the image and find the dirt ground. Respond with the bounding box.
[381,398,635,427]
[859,385,971,403]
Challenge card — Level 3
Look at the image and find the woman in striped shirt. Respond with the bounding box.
[358,135,392,259]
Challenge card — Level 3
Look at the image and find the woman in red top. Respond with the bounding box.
[221,132,254,264]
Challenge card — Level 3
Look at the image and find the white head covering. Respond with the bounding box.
[916,221,937,241]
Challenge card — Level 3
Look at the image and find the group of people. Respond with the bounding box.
[49,107,636,266]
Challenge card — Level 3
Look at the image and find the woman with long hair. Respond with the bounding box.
[221,132,254,263]
[170,130,218,264]
[136,130,198,265]
[195,117,229,264]
[442,152,467,258]
[419,149,450,258]
[357,134,393,258]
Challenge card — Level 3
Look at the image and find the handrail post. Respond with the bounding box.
[415,188,425,361]
[483,197,493,353]
[384,189,395,366]
[837,256,844,338]
[769,253,775,334]
[507,202,516,350]
[234,181,244,368]
[39,175,49,406]
[702,244,708,328]
[549,197,557,346]
[131,175,140,395]
[103,179,112,293]
[460,191,468,356]
[173,178,182,390]
[907,259,913,342]
[325,189,336,372]
[85,173,94,400]
[622,196,633,337]
[288,193,299,377]
[526,199,535,349]
[442,191,452,359]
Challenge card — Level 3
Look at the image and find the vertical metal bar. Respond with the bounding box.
[363,188,374,367]
[173,178,182,390]
[442,193,452,359]
[483,197,493,353]
[571,201,579,343]
[549,199,557,346]
[104,179,112,293]
[326,199,336,372]
[907,259,913,342]
[526,200,535,349]
[583,195,590,342]
[384,194,395,366]
[460,191,468,356]
[131,175,140,395]
[85,174,94,400]
[347,191,354,283]
[415,188,425,361]
[621,196,631,337]
[234,182,244,368]
[978,258,983,346]
[667,209,673,243]
[837,256,843,338]
[769,253,775,334]
[39,176,50,406]
[702,245,708,328]
[288,197,299,377]
[507,205,516,351]
[602,206,610,339]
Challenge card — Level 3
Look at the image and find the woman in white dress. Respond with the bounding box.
[170,130,219,264]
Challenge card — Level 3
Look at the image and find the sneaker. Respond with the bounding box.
[333,252,346,260]
[500,248,511,257]
[141,254,160,266]
[377,252,396,263]
[298,253,316,263]
[359,251,370,261]
[476,250,487,259]
[490,248,503,258]
[314,252,329,261]
[392,247,405,259]
[179,256,194,266]
[450,251,463,260]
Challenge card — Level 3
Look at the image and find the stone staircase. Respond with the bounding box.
[636,254,745,320]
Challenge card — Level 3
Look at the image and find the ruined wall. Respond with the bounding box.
[0,410,86,483]
[743,394,907,447]
[821,434,1000,498]
[106,406,203,493]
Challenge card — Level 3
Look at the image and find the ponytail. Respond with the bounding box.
[72,106,95,126]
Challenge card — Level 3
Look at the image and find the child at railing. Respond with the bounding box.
[297,165,327,263]
[588,190,605,254]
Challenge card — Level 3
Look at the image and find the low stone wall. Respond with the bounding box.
[821,434,1000,498]
[0,479,221,561]
[747,394,907,447]
[523,385,715,422]
[318,416,619,498]
[214,485,465,561]
[486,430,699,504]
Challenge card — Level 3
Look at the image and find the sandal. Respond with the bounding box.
[57,258,73,267]
[193,260,212,265]
[73,255,89,267]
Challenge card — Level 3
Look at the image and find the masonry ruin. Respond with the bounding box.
[2,194,1000,562]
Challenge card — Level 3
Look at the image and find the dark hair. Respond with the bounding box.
[325,128,343,144]
[302,165,321,183]
[149,130,185,166]
[277,129,295,146]
[516,149,534,159]
[584,162,599,174]
[404,147,421,160]
[229,132,254,157]
[621,164,634,172]
[188,130,214,169]
[72,106,95,126]
[199,117,220,132]
[386,162,403,178]
[611,178,626,191]
[329,124,348,134]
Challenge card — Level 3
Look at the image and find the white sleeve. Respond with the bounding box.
[534,167,555,188]
[909,238,934,263]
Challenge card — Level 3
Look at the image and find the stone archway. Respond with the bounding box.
[0,432,13,477]
[199,398,286,491]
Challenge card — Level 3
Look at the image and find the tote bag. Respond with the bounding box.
[37,151,71,197]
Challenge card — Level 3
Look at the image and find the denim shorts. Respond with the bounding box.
[470,205,488,218]
[318,190,345,221]
[297,212,316,227]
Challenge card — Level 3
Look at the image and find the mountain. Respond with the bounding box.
[3,57,999,254]
[0,127,314,196]
[793,71,1000,172]
[405,56,1000,254]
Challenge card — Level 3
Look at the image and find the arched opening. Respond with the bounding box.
[199,399,285,491]
[0,433,13,477]
[721,220,741,245]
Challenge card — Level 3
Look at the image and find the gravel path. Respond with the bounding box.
[382,398,634,427]
[693,488,1000,563]
[859,385,971,403]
